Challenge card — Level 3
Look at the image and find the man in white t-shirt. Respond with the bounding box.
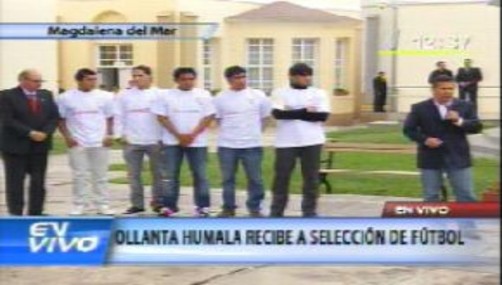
[151,67,215,217]
[57,68,116,216]
[213,66,272,217]
[115,65,164,215]
[270,63,331,217]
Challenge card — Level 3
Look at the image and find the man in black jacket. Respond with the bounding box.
[270,63,330,217]
[0,69,60,215]
[455,58,483,113]
[372,71,387,112]
[403,75,482,202]
[428,61,453,84]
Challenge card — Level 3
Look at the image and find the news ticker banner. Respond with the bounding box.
[0,217,499,266]
[0,23,218,40]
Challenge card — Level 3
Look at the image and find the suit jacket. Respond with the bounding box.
[373,76,387,95]
[455,67,483,91]
[428,69,453,84]
[403,98,482,169]
[0,87,60,154]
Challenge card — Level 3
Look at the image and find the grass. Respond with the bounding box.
[108,123,499,198]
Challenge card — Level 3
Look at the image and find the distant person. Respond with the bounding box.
[428,61,453,84]
[455,58,483,113]
[403,75,482,202]
[213,66,272,217]
[270,63,331,217]
[152,67,215,217]
[115,65,164,215]
[0,69,60,216]
[57,68,116,216]
[372,71,387,112]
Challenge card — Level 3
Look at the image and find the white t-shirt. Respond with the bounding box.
[57,89,115,148]
[214,88,272,148]
[151,88,215,147]
[115,87,162,145]
[271,87,331,148]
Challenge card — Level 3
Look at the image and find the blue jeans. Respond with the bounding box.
[160,146,210,210]
[420,167,477,202]
[218,147,265,212]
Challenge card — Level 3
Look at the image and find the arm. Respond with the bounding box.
[476,68,483,82]
[403,104,428,144]
[58,119,78,148]
[157,115,182,139]
[0,92,33,137]
[272,108,308,120]
[450,103,482,134]
[428,71,435,84]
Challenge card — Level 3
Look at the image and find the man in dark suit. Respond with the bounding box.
[455,58,483,113]
[372,71,387,112]
[403,75,482,202]
[428,61,453,84]
[0,69,60,215]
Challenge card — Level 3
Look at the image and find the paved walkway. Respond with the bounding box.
[0,126,499,285]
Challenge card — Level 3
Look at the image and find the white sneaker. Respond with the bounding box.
[69,205,85,216]
[97,205,115,216]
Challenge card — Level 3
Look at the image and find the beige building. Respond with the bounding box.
[55,0,363,125]
[0,0,58,92]
[362,0,500,119]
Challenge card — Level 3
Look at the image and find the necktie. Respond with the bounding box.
[26,93,40,114]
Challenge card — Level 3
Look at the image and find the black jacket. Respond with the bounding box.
[403,98,482,169]
[0,87,60,154]
[455,67,483,91]
[373,76,387,95]
[428,69,453,84]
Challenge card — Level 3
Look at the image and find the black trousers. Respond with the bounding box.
[270,145,322,217]
[373,91,387,112]
[459,88,478,113]
[2,152,48,215]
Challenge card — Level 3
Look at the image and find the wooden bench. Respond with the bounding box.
[318,141,449,201]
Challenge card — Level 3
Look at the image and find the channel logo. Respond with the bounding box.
[29,222,99,253]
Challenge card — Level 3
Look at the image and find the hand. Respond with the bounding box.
[306,106,317,113]
[103,136,114,147]
[64,137,78,148]
[424,137,443,148]
[177,134,194,147]
[445,110,460,122]
[29,131,47,142]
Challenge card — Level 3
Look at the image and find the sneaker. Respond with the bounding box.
[158,207,177,217]
[97,205,115,216]
[194,207,211,218]
[217,209,236,218]
[150,201,163,214]
[70,205,85,216]
[249,210,264,218]
[123,206,145,215]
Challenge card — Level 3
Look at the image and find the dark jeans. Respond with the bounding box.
[2,152,48,215]
[218,147,265,212]
[373,91,387,112]
[160,146,210,210]
[270,144,322,217]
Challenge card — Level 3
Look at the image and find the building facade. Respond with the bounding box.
[56,0,363,124]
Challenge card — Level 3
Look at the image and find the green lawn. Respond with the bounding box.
[109,124,499,198]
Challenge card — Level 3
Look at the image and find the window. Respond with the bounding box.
[292,38,319,84]
[246,38,274,94]
[98,44,133,67]
[335,38,349,88]
[202,40,212,90]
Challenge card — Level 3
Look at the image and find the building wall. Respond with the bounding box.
[57,0,177,89]
[223,21,362,115]
[364,3,500,118]
[0,0,58,92]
